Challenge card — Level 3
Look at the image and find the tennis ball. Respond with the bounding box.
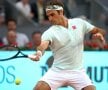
[15,78,21,85]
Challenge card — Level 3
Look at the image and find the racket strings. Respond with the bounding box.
[0,46,19,60]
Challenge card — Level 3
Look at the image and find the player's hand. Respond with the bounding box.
[92,33,106,45]
[28,54,38,61]
[28,51,42,61]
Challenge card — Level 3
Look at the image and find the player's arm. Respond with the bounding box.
[29,40,50,61]
[89,27,106,45]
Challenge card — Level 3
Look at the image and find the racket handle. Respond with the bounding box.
[28,54,36,59]
[28,51,42,61]
[28,54,39,61]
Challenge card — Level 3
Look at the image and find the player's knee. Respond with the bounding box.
[82,85,96,90]
[33,81,51,90]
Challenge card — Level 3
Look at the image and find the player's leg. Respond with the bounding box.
[33,69,65,90]
[67,69,95,90]
[82,85,96,90]
[33,81,51,90]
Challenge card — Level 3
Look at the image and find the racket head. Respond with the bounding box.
[0,45,19,61]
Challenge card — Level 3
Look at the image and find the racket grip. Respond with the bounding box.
[28,54,37,59]
[28,51,42,61]
[28,54,41,61]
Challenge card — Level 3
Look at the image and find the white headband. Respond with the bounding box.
[46,5,63,11]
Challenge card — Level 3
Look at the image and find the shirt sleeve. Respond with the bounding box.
[80,19,95,34]
[42,30,53,44]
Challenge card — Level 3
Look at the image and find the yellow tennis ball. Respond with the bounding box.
[15,78,21,85]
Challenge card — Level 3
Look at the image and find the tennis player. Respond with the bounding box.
[29,0,106,90]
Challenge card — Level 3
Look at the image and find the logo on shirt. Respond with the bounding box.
[72,25,76,30]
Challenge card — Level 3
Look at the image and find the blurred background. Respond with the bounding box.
[0,0,108,50]
[0,0,108,90]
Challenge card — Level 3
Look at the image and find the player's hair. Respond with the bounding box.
[45,0,64,15]
[45,0,64,10]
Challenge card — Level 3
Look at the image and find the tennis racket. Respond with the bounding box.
[0,45,34,61]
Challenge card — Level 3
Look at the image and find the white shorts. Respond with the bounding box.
[40,68,94,90]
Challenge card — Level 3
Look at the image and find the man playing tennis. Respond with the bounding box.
[29,0,106,90]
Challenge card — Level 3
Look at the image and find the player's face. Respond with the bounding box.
[46,10,62,25]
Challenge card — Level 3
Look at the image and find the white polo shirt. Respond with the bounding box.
[42,18,94,70]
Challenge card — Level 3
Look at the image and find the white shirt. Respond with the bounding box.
[3,32,29,47]
[16,1,31,17]
[42,18,94,70]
